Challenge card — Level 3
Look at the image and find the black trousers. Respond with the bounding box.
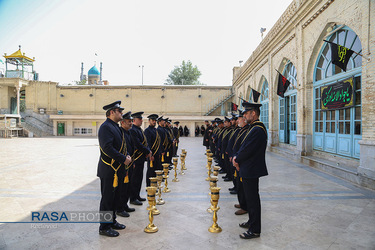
[99,177,121,230]
[173,142,179,156]
[118,168,132,212]
[224,155,233,180]
[165,148,172,164]
[242,178,261,233]
[130,160,145,201]
[146,154,162,186]
[236,172,247,211]
[209,141,215,155]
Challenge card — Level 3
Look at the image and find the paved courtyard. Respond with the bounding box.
[0,137,374,250]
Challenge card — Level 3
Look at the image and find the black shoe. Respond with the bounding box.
[168,166,173,170]
[137,197,146,202]
[219,170,226,174]
[239,222,250,228]
[111,221,126,230]
[130,199,143,206]
[223,178,232,182]
[230,190,237,194]
[99,227,119,237]
[239,231,260,239]
[228,187,235,191]
[116,211,130,217]
[124,206,135,212]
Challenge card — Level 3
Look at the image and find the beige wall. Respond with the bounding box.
[23,83,232,116]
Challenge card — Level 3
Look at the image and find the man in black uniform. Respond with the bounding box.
[164,119,174,164]
[209,119,218,157]
[172,121,180,157]
[216,117,229,177]
[233,102,268,239]
[203,120,210,150]
[157,117,167,164]
[221,116,234,182]
[117,112,135,217]
[212,118,223,167]
[129,111,151,206]
[97,101,131,237]
[228,110,248,216]
[144,114,162,186]
[225,115,239,192]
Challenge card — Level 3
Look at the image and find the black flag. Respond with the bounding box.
[252,89,260,103]
[276,71,291,98]
[324,40,354,72]
[231,102,238,111]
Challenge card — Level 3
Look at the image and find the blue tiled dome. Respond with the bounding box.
[88,65,100,76]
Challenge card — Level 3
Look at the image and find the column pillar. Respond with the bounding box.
[189,121,195,137]
[67,121,73,136]
[16,86,20,115]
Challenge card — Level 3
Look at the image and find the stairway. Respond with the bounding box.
[21,111,53,137]
[204,90,234,116]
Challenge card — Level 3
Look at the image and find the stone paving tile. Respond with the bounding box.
[0,137,374,250]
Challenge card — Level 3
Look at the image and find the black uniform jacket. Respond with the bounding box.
[145,125,162,156]
[226,126,241,157]
[172,127,180,142]
[130,125,150,163]
[157,126,167,153]
[203,125,211,147]
[235,120,268,179]
[97,118,128,179]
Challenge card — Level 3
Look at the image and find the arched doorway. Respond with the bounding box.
[313,26,362,158]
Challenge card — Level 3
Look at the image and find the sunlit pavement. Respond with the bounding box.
[0,137,374,249]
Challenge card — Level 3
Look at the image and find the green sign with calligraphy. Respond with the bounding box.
[321,77,354,110]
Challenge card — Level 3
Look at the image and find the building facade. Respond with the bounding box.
[232,0,374,188]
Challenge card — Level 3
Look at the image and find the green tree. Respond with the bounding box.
[165,60,202,85]
[73,79,87,85]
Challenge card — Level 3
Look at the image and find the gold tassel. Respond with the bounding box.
[240,177,242,182]
[162,154,165,162]
[176,143,178,147]
[222,154,224,159]
[234,171,237,178]
[150,160,153,168]
[113,173,118,188]
[124,172,129,183]
[167,151,169,157]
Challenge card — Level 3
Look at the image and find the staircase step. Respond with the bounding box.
[301,155,360,185]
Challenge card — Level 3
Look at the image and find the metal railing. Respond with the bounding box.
[205,88,234,116]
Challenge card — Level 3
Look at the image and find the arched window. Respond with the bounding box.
[260,79,269,129]
[279,61,297,145]
[315,28,362,81]
[313,26,362,158]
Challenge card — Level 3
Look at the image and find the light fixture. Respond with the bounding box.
[89,94,93,97]
[260,27,266,39]
[198,94,202,98]
[60,94,64,97]
[161,95,165,99]
[126,94,129,97]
